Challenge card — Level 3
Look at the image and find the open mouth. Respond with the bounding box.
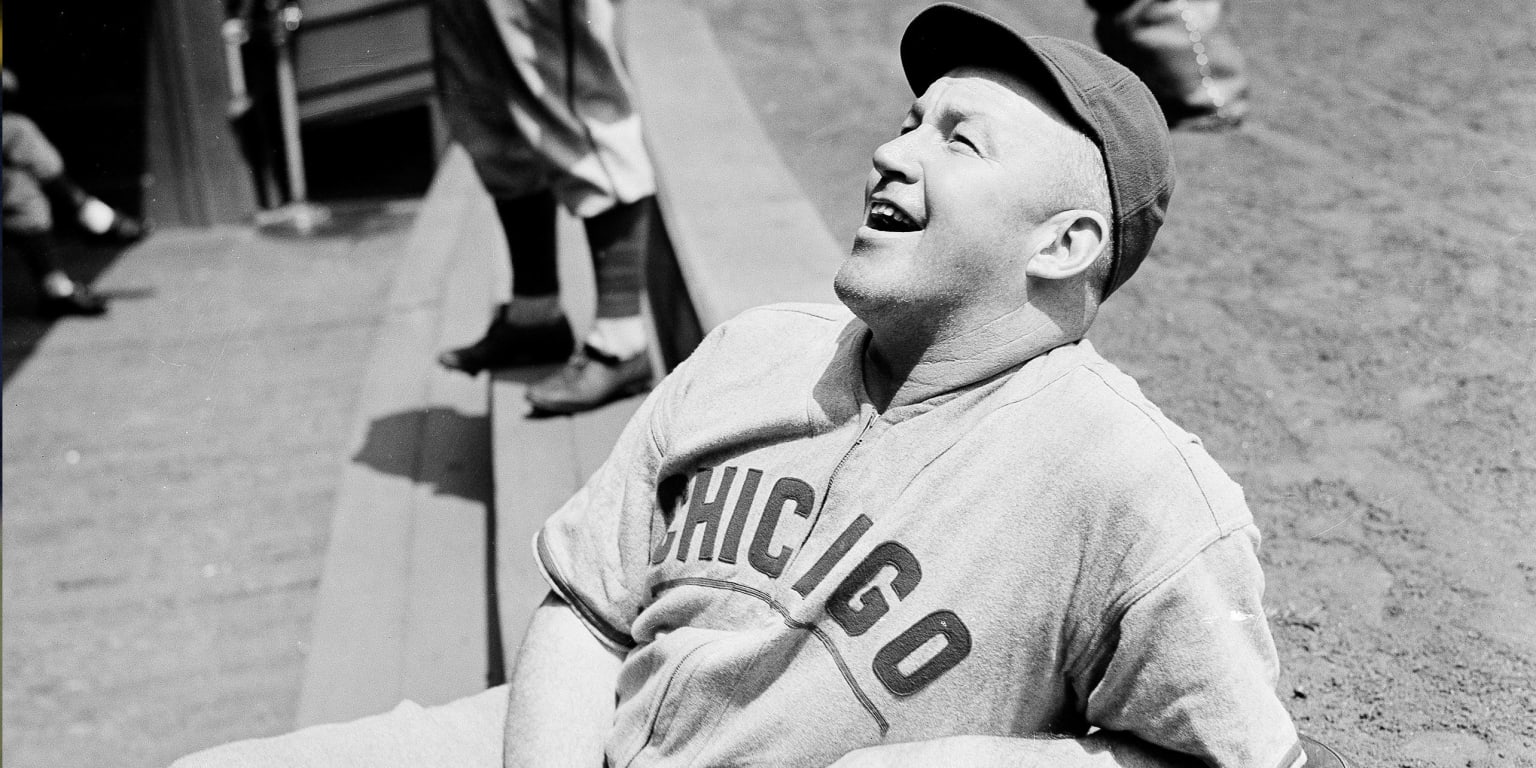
[866,201,921,233]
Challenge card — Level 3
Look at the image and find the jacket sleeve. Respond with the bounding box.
[532,326,727,651]
[1075,527,1305,768]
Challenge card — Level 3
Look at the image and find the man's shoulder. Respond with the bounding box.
[688,302,855,366]
[656,303,857,428]
[999,341,1251,533]
[1001,340,1171,429]
[721,302,855,334]
[1024,341,1198,451]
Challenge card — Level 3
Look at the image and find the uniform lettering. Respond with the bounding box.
[676,467,736,562]
[649,528,676,565]
[828,541,921,636]
[650,473,689,564]
[648,465,973,699]
[748,477,815,579]
[872,610,972,696]
[717,468,763,565]
[791,514,873,596]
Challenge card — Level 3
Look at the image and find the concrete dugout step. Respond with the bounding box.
[296,146,496,727]
[490,0,846,661]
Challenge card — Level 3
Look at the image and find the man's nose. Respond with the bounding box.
[871,131,920,184]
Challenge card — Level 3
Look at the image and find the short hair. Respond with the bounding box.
[1050,129,1115,300]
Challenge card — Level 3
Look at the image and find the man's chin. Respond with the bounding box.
[833,264,895,321]
[832,265,868,314]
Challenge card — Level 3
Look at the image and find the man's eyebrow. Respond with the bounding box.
[932,101,996,135]
[904,93,1000,135]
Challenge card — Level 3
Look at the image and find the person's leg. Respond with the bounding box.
[502,0,657,220]
[431,0,554,203]
[45,177,146,242]
[2,112,65,182]
[4,167,107,317]
[5,229,109,317]
[3,112,145,240]
[438,190,577,373]
[502,191,562,319]
[524,196,656,414]
[171,685,507,768]
[492,0,659,412]
[235,34,290,209]
[1087,0,1249,129]
[432,0,579,374]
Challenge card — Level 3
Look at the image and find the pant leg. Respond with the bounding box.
[4,229,67,285]
[434,0,657,319]
[235,32,292,207]
[3,168,55,235]
[488,0,656,218]
[171,685,508,768]
[433,0,557,199]
[582,196,653,318]
[2,113,66,182]
[1087,0,1248,123]
[4,112,99,220]
[3,116,73,285]
[498,190,562,298]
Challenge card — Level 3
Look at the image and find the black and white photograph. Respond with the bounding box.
[2,1,1532,766]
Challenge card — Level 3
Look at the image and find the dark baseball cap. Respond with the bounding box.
[901,3,1174,298]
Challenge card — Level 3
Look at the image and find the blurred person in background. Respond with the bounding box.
[432,0,663,415]
[3,68,144,317]
[222,0,293,210]
[1088,0,1248,129]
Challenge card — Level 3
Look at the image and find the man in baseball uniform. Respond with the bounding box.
[174,5,1300,767]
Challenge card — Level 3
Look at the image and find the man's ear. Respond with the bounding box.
[1024,210,1108,281]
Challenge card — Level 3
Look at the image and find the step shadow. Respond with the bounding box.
[351,404,505,685]
[351,406,492,504]
[3,236,152,388]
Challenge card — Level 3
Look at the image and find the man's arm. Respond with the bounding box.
[829,732,1203,768]
[834,527,1301,768]
[503,592,624,768]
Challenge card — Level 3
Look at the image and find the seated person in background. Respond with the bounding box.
[173,4,1301,766]
[4,69,144,317]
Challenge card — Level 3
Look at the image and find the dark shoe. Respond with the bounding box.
[526,344,652,415]
[438,307,574,374]
[40,285,108,317]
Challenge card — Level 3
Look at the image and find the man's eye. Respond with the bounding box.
[950,134,980,154]
[898,123,918,136]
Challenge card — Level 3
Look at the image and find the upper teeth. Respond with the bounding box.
[870,201,915,227]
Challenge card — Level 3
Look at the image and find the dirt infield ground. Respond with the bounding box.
[700,0,1535,765]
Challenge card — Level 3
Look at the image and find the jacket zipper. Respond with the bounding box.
[626,642,711,767]
[786,410,878,569]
